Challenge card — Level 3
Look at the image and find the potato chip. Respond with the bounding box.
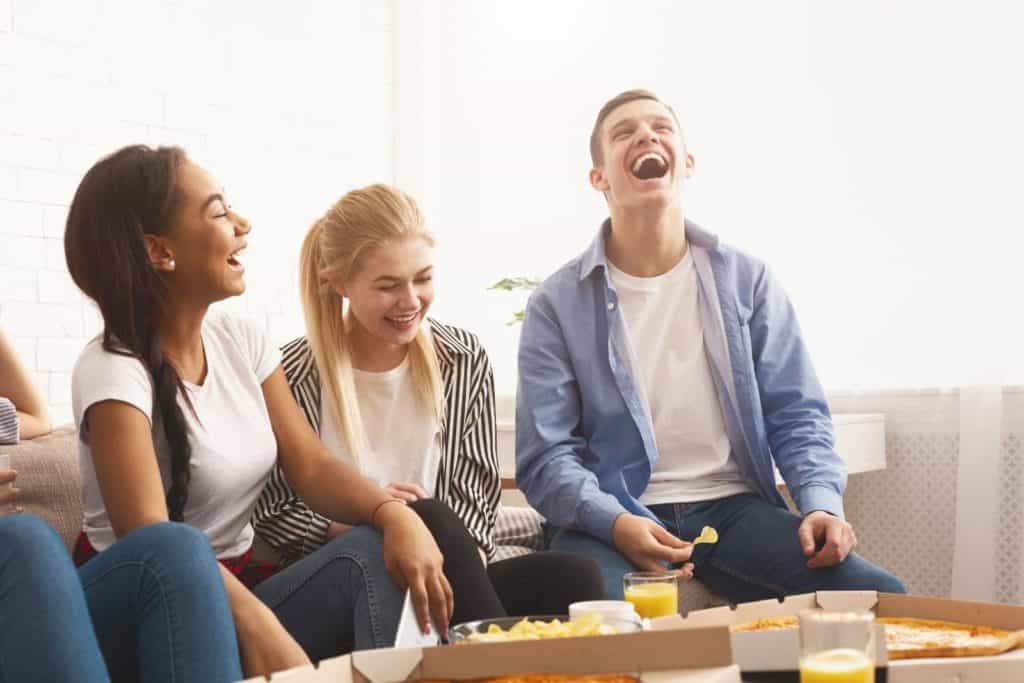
[693,526,718,546]
[465,615,618,643]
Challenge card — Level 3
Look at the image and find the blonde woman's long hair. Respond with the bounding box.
[300,184,444,466]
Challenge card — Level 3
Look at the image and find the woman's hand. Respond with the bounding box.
[219,565,309,678]
[0,469,22,514]
[234,598,311,677]
[375,501,453,635]
[384,481,429,503]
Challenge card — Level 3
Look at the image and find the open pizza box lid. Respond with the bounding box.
[650,591,1024,682]
[239,628,741,682]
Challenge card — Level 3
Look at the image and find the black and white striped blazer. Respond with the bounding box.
[252,319,501,562]
[0,397,18,444]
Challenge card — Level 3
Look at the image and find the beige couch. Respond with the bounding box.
[4,425,81,550]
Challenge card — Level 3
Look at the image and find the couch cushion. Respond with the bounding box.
[4,425,80,551]
[493,504,546,550]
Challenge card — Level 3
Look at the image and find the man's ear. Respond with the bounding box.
[589,166,610,192]
[144,234,176,272]
[683,151,695,179]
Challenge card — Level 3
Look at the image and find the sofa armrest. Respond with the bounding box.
[3,425,81,552]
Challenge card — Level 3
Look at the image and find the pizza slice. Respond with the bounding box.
[728,614,1024,660]
[876,617,1023,660]
[419,675,638,683]
[728,616,800,633]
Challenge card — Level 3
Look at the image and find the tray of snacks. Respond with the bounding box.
[450,613,643,644]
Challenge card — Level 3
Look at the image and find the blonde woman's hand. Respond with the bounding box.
[0,469,22,514]
[383,482,429,502]
[375,501,453,634]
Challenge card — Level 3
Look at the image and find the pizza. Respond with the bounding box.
[876,617,1022,660]
[728,616,799,632]
[419,676,637,683]
[729,615,1024,659]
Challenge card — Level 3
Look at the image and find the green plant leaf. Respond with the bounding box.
[488,277,541,292]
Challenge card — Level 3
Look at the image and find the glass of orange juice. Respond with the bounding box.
[798,610,876,683]
[622,571,678,619]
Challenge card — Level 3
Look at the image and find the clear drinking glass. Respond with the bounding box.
[622,571,678,619]
[798,609,876,683]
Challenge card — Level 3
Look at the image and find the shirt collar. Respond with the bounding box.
[578,217,720,282]
[428,319,473,369]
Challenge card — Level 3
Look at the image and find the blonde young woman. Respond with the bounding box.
[254,185,603,618]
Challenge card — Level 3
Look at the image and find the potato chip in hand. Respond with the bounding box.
[693,526,718,546]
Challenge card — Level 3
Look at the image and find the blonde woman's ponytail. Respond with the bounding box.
[299,219,368,465]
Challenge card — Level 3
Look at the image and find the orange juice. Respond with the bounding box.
[799,648,874,683]
[623,582,678,618]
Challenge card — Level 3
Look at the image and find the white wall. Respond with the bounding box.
[0,0,394,423]
[394,0,1024,397]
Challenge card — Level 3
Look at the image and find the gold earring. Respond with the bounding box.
[167,259,175,269]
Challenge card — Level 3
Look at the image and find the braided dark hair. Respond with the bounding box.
[65,145,194,521]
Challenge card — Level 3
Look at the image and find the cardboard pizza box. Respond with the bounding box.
[650,591,1024,682]
[238,627,741,682]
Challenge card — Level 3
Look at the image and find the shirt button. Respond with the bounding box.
[607,301,616,311]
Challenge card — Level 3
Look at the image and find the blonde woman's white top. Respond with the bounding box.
[319,355,442,497]
[72,313,281,558]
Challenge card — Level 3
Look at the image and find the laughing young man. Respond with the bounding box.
[515,89,904,603]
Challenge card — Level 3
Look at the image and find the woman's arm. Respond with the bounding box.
[251,465,332,562]
[86,400,309,676]
[261,366,454,633]
[0,329,51,439]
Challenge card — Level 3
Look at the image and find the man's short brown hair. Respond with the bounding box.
[589,89,679,166]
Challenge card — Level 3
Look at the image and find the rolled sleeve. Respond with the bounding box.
[794,483,846,521]
[576,494,629,545]
[0,397,18,444]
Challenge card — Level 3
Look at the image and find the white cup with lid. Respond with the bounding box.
[569,600,641,625]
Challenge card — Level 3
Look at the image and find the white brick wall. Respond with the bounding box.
[0,0,394,425]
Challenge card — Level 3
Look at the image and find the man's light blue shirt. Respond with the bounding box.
[515,219,847,544]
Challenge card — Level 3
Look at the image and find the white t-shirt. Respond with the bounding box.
[319,355,442,496]
[72,313,281,558]
[608,248,752,505]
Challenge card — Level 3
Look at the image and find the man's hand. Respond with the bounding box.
[0,469,22,514]
[798,510,857,568]
[384,482,429,503]
[611,513,693,578]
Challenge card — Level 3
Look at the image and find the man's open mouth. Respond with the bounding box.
[631,152,669,180]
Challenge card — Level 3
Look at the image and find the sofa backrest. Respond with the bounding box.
[4,426,81,552]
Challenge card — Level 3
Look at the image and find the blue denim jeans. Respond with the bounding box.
[254,524,405,659]
[0,515,241,683]
[549,493,906,604]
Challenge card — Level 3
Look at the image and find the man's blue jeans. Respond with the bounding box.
[0,515,241,683]
[549,493,906,604]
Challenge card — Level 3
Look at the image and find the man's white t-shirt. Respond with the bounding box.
[319,355,442,497]
[72,313,281,558]
[607,247,752,505]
